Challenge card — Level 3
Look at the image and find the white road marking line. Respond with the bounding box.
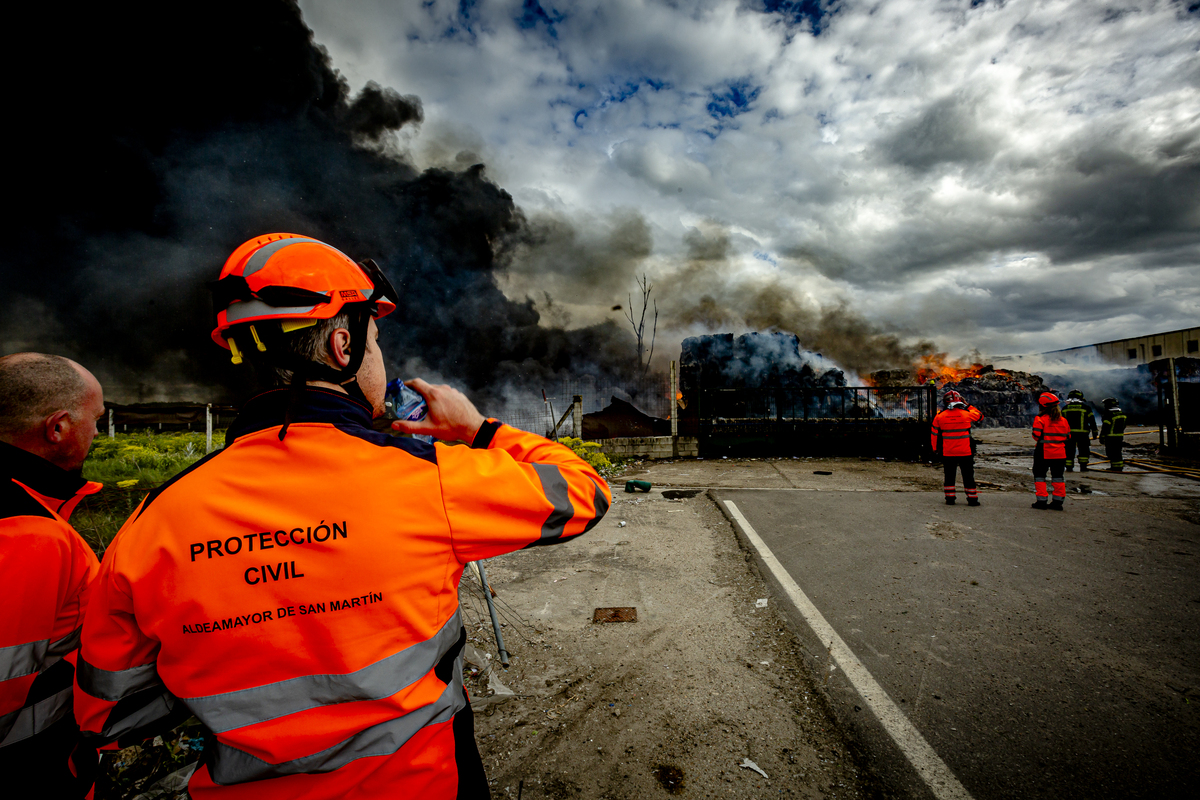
[723,499,974,800]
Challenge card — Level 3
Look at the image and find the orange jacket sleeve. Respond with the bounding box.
[437,421,611,564]
[73,520,187,746]
[1,515,97,737]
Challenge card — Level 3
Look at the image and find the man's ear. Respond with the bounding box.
[327,328,353,369]
[43,410,71,444]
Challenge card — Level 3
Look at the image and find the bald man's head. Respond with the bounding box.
[0,353,105,471]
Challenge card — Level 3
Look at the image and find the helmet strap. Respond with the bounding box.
[250,304,374,441]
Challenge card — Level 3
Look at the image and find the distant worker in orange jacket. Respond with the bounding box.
[74,234,612,799]
[1,353,106,796]
[1032,392,1070,510]
[930,390,984,506]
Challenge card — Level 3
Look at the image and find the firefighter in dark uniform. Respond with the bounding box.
[1100,397,1127,471]
[1062,390,1098,471]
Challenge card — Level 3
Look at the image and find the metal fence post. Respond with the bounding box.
[670,361,678,438]
[108,408,114,439]
[572,395,582,438]
[206,404,213,453]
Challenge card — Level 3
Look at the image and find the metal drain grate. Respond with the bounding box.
[593,607,638,623]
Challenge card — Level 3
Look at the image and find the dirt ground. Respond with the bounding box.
[459,426,1194,800]
[460,459,908,800]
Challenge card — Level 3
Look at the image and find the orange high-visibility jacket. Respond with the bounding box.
[930,405,983,457]
[1032,414,1071,459]
[74,388,611,799]
[1,442,101,762]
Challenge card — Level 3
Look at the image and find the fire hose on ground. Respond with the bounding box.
[1087,454,1200,481]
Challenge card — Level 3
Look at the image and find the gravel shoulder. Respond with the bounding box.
[462,460,891,800]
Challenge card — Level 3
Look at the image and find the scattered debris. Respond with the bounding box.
[488,670,516,698]
[624,480,652,493]
[131,762,199,800]
[740,757,769,778]
[593,607,638,623]
[755,598,769,608]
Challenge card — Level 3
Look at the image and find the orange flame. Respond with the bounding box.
[913,354,1015,387]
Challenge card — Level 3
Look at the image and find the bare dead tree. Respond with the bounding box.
[623,273,658,375]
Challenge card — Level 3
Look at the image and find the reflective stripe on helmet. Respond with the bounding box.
[241,237,324,278]
[224,299,325,325]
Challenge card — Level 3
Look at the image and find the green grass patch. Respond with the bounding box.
[75,431,224,557]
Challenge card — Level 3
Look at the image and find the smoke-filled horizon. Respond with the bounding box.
[301,0,1200,362]
[0,0,943,408]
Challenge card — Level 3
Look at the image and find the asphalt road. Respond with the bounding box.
[713,487,1200,800]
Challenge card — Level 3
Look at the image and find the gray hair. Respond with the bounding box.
[241,312,353,386]
[0,353,90,438]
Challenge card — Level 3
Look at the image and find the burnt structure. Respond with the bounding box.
[679,333,934,458]
[938,369,1050,428]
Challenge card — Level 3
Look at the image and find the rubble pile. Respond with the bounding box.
[680,332,847,392]
[870,365,1050,428]
[944,368,1050,428]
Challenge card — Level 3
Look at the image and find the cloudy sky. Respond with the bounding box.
[298,0,1200,363]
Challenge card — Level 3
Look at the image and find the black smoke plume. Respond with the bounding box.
[659,225,938,376]
[1,0,638,406]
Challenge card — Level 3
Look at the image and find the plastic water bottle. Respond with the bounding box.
[384,379,434,443]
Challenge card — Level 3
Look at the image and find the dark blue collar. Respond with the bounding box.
[226,388,375,444]
[0,440,89,500]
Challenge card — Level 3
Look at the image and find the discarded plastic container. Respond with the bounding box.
[384,379,433,443]
[625,480,652,493]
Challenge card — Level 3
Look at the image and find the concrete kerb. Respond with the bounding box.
[710,488,953,800]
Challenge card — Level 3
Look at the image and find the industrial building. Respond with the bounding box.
[1044,326,1200,366]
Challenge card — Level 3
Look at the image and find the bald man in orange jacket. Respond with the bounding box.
[1,353,106,796]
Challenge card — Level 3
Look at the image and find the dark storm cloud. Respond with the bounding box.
[879,95,1000,171]
[1,0,641,404]
[299,1,1199,356]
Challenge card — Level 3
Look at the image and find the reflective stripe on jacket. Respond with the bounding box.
[1062,401,1098,435]
[75,388,611,799]
[1,441,101,749]
[1032,414,1071,459]
[930,405,983,457]
[1100,408,1127,439]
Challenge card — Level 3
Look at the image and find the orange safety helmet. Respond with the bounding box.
[1038,392,1059,408]
[209,233,396,356]
[943,390,964,406]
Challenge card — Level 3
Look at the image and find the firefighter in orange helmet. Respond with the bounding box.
[74,234,612,799]
[1,353,106,796]
[930,389,984,505]
[1032,392,1070,510]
